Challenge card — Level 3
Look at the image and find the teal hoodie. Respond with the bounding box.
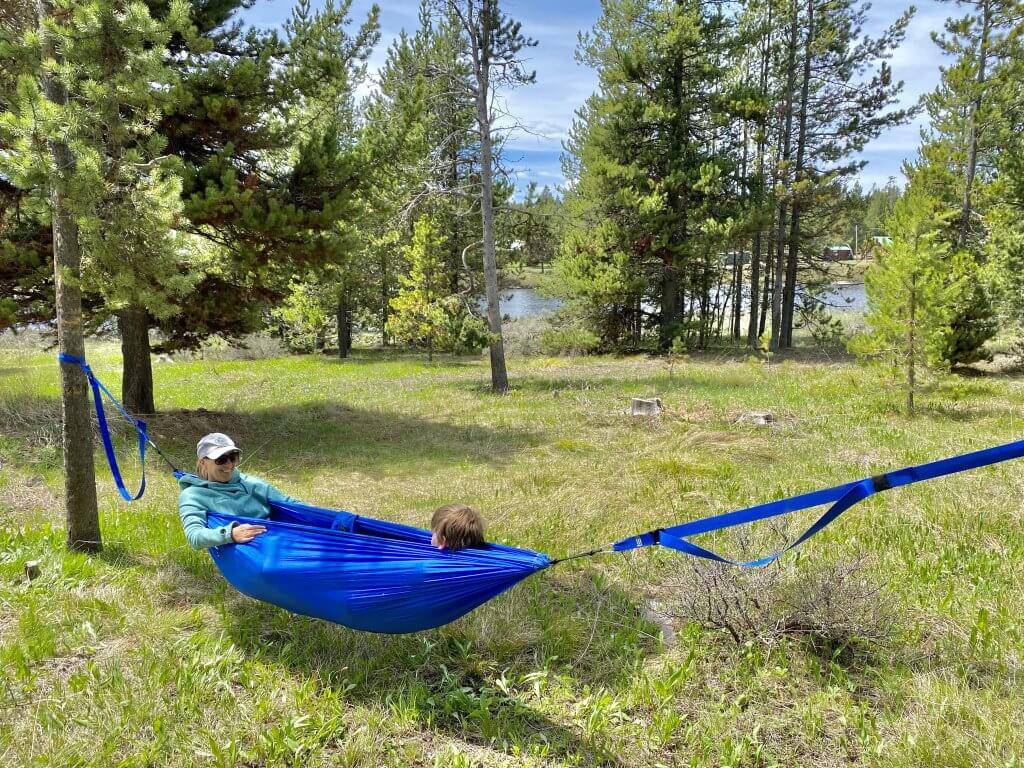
[177,469,298,549]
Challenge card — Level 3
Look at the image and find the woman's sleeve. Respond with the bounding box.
[179,493,235,549]
[266,483,300,506]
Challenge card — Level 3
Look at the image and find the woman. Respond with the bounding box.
[178,432,298,549]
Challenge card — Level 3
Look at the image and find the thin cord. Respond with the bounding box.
[147,439,182,475]
[548,546,612,566]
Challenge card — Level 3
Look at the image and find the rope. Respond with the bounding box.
[548,546,612,567]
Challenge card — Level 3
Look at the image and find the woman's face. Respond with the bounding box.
[203,451,240,482]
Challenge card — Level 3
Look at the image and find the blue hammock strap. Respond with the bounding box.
[58,353,148,501]
[612,437,1024,567]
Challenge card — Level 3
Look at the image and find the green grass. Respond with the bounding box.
[2,342,1023,767]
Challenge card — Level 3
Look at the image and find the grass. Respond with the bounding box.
[1,341,1023,767]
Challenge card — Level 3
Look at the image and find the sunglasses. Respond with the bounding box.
[213,451,241,466]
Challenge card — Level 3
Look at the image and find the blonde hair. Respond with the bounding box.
[430,504,485,551]
[195,458,215,481]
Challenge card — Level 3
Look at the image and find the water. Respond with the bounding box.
[486,284,867,320]
[480,288,564,319]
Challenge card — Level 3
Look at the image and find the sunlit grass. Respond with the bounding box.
[1,341,1022,766]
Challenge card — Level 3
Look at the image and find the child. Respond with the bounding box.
[430,504,485,551]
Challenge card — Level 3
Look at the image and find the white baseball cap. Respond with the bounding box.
[197,433,240,460]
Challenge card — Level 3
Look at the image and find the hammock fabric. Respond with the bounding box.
[200,493,550,633]
[58,353,1024,634]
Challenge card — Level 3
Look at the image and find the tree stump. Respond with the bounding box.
[631,397,663,416]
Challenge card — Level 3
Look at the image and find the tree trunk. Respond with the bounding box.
[748,0,772,348]
[781,0,813,349]
[39,0,101,552]
[337,293,352,358]
[733,114,749,341]
[747,231,763,345]
[380,252,389,346]
[771,1,799,352]
[907,273,916,415]
[959,0,991,245]
[449,146,461,293]
[759,225,774,338]
[474,8,508,393]
[118,307,155,414]
[660,252,679,346]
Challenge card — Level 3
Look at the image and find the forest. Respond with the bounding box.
[3,0,1021,403]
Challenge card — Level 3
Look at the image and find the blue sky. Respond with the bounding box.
[242,0,951,195]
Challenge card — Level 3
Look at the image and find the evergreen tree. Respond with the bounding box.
[513,182,563,272]
[358,4,481,349]
[389,215,488,358]
[1,0,188,547]
[142,0,377,388]
[853,187,953,413]
[773,0,913,349]
[904,0,1016,365]
[560,0,754,350]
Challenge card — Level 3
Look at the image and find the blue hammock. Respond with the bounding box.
[201,495,549,633]
[59,353,1024,634]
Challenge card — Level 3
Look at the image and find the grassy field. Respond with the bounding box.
[1,341,1022,767]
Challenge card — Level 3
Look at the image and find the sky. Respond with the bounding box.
[241,0,953,196]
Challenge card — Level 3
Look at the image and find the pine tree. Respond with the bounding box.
[853,186,953,413]
[2,0,192,414]
[358,4,481,349]
[905,0,1014,365]
[389,215,488,359]
[142,0,378,383]
[560,0,752,351]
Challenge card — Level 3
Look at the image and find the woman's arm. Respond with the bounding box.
[178,495,236,550]
[265,483,300,506]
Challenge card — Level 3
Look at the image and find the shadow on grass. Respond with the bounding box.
[471,372,753,398]
[95,541,145,570]
[2,393,544,476]
[322,349,481,368]
[149,401,542,474]
[916,402,1014,423]
[159,549,655,766]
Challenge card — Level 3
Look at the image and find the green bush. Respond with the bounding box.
[540,324,600,356]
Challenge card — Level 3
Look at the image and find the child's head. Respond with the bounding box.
[430,504,485,551]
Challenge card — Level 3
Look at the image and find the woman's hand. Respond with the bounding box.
[231,523,267,544]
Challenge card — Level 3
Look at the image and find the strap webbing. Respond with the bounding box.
[612,438,1024,566]
[58,353,147,501]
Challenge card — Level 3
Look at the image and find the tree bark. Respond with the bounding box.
[958,0,991,246]
[118,306,155,414]
[907,273,916,415]
[781,0,813,349]
[337,293,352,358]
[747,0,772,347]
[39,0,101,552]
[748,231,763,345]
[770,0,799,352]
[474,1,509,393]
[380,252,389,346]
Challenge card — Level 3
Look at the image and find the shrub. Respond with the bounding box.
[651,524,897,649]
[540,324,600,356]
